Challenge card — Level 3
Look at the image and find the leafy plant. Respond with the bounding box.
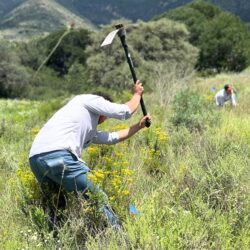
[44,28,92,75]
[171,89,219,132]
[0,43,30,98]
[86,18,198,90]
[158,0,250,72]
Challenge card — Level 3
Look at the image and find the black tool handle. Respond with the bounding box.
[116,25,151,128]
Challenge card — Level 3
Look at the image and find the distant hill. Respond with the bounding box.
[56,0,191,25]
[56,0,250,25]
[211,0,250,23]
[0,0,249,41]
[0,0,24,18]
[0,0,95,41]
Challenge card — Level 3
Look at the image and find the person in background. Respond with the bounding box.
[29,80,151,229]
[215,84,237,107]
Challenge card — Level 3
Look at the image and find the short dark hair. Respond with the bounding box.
[92,91,113,102]
[224,84,230,90]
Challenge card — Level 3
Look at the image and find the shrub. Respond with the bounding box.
[198,12,250,72]
[159,0,250,72]
[0,43,30,98]
[86,18,198,91]
[171,89,219,132]
[43,28,92,75]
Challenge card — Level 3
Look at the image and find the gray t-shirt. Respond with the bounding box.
[29,94,131,159]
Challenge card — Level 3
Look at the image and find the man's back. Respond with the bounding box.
[29,94,131,158]
[29,95,99,158]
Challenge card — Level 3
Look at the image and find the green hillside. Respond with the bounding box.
[56,0,188,25]
[0,0,95,41]
[155,1,250,73]
[56,0,250,25]
[0,68,250,248]
[0,0,24,18]
[1,0,250,27]
[211,0,250,23]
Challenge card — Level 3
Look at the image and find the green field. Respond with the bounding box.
[0,70,250,249]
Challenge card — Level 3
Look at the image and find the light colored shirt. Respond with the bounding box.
[29,94,131,159]
[215,89,237,106]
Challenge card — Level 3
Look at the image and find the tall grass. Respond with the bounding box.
[0,69,250,249]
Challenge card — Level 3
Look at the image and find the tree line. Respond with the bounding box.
[0,0,250,99]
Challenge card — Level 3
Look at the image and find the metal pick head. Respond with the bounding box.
[100,23,125,47]
[100,29,119,47]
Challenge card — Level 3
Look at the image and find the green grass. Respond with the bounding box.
[0,69,250,249]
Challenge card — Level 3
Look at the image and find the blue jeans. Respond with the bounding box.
[29,150,119,227]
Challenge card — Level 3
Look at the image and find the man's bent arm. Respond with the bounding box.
[117,115,151,142]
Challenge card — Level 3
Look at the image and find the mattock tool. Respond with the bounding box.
[101,24,151,128]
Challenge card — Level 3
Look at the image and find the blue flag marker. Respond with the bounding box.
[129,204,140,215]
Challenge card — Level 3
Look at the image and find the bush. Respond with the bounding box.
[158,0,250,72]
[171,89,219,132]
[198,12,250,72]
[86,18,198,91]
[43,28,92,75]
[24,67,89,100]
[0,43,30,98]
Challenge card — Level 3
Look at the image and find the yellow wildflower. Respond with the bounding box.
[122,190,129,196]
[122,169,133,176]
[87,146,100,155]
[112,124,128,131]
[31,128,40,138]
